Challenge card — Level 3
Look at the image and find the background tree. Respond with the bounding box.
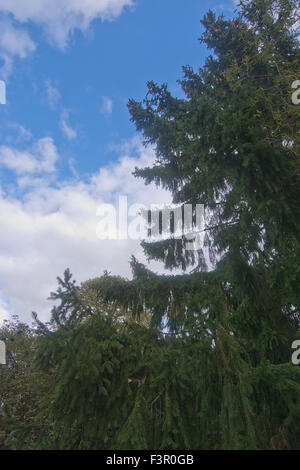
[0,319,52,449]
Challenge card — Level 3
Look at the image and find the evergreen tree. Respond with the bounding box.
[95,0,300,448]
[34,0,300,450]
[0,320,51,449]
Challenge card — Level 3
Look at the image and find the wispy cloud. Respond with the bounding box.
[0,16,36,78]
[60,110,77,140]
[100,96,113,117]
[44,83,78,140]
[6,123,32,143]
[45,80,61,110]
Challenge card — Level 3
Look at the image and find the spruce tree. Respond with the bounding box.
[34,0,300,450]
[94,0,300,449]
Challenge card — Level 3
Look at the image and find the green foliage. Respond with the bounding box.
[30,265,299,450]
[0,320,52,449]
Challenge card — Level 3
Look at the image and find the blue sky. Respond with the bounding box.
[0,0,236,324]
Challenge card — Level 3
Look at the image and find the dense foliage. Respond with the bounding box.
[0,320,51,449]
[0,0,300,450]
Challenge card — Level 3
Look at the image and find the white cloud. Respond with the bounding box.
[60,110,77,140]
[0,137,59,175]
[0,299,10,326]
[0,0,134,49]
[0,137,171,324]
[0,17,36,78]
[100,96,113,117]
[45,80,61,110]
